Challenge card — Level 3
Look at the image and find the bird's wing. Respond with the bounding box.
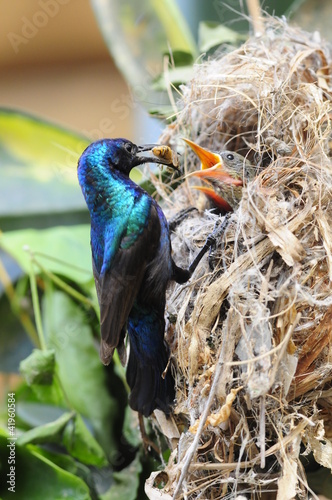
[93,200,161,365]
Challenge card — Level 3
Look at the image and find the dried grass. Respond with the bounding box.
[146,18,332,500]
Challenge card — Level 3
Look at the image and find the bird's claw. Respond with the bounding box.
[205,233,217,248]
[187,215,229,275]
[207,215,229,248]
[207,214,231,270]
[138,413,161,456]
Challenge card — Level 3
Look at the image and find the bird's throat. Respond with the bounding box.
[79,161,135,221]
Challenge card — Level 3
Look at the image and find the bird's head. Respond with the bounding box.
[78,138,178,177]
[183,138,254,211]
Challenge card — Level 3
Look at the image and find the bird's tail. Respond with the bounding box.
[126,303,175,417]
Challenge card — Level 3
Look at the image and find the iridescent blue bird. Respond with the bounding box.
[78,138,213,417]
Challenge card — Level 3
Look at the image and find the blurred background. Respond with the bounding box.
[1,0,331,442]
[1,0,134,139]
[1,0,331,142]
[1,0,131,402]
[1,1,332,498]
[1,0,331,450]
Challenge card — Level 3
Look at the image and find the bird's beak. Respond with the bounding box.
[183,138,243,212]
[183,138,242,185]
[193,186,233,212]
[137,144,160,152]
[183,138,222,170]
[136,143,179,170]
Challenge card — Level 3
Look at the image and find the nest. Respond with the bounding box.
[145,18,332,500]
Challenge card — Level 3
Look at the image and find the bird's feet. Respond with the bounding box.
[138,413,161,456]
[188,214,229,275]
[207,214,232,270]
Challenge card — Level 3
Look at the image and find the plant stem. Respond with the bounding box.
[29,260,47,351]
[31,257,95,311]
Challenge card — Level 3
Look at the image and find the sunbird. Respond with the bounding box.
[78,138,213,417]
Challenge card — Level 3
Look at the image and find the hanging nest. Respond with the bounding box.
[145,18,332,500]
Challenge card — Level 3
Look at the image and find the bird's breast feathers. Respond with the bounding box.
[91,190,155,276]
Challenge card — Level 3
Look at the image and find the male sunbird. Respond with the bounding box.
[78,138,213,417]
[184,138,256,211]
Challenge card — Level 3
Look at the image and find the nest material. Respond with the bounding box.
[146,18,332,500]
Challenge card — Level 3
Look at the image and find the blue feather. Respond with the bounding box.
[78,138,178,416]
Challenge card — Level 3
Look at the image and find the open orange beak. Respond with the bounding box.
[191,185,233,211]
[183,138,242,185]
[183,138,222,170]
[183,138,242,211]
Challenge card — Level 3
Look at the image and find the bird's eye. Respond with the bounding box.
[124,142,133,153]
[226,153,234,161]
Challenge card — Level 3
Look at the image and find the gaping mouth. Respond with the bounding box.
[183,138,243,183]
[183,138,222,170]
[183,138,243,211]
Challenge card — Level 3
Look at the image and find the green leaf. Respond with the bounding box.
[17,410,108,467]
[17,411,74,447]
[0,108,89,169]
[100,453,142,500]
[0,430,91,500]
[18,356,68,406]
[151,49,194,101]
[16,400,69,429]
[198,21,246,53]
[0,108,90,219]
[20,348,55,385]
[0,225,93,285]
[31,447,94,487]
[152,65,194,91]
[91,0,197,111]
[149,0,197,56]
[63,414,108,467]
[42,290,118,457]
[34,381,67,408]
[166,50,194,66]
